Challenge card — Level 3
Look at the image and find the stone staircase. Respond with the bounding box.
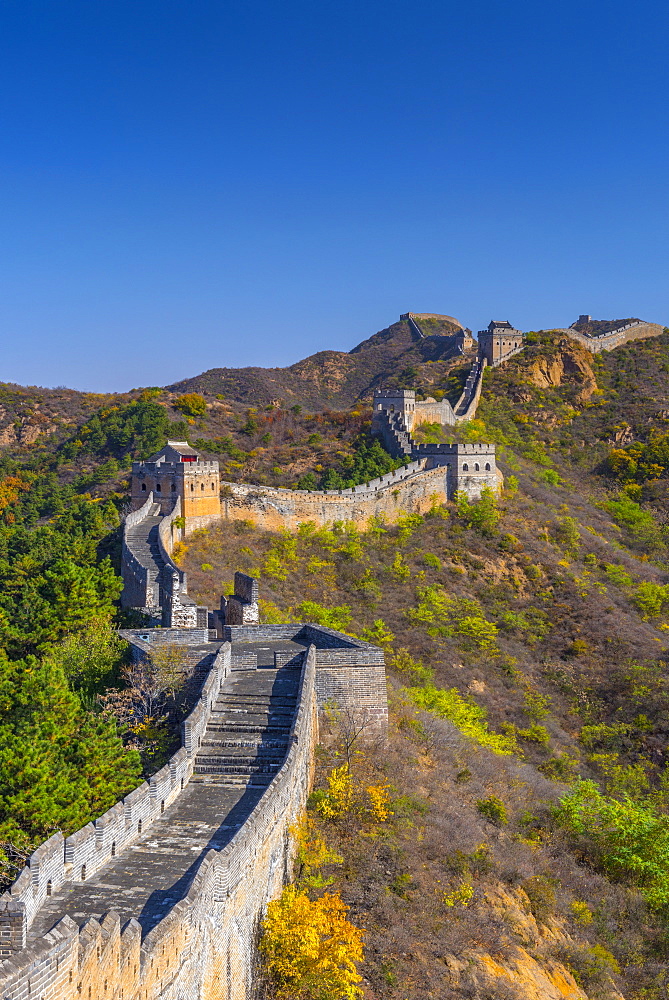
[193,666,300,787]
[124,504,165,608]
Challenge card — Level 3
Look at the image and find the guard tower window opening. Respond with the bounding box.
[190,484,194,492]
[141,483,146,492]
[462,463,469,471]
[485,462,491,471]
[211,482,215,490]
[201,483,205,491]
[171,483,176,492]
[475,463,480,471]
[156,483,161,492]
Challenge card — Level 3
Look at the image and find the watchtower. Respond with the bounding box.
[477,321,524,367]
[131,441,221,534]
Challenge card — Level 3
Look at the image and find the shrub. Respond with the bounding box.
[476,795,509,826]
[365,784,392,822]
[407,684,517,755]
[312,764,355,820]
[389,648,434,685]
[454,487,500,535]
[552,515,580,551]
[259,885,364,999]
[406,587,499,651]
[360,620,394,646]
[570,900,593,925]
[559,942,620,991]
[603,496,659,543]
[520,875,557,921]
[633,581,669,619]
[539,468,561,485]
[538,753,579,781]
[443,880,474,907]
[173,393,207,417]
[554,780,669,912]
[294,816,343,891]
[604,562,633,587]
[292,600,353,632]
[390,550,411,582]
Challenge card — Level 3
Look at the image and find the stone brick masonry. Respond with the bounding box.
[0,619,387,999]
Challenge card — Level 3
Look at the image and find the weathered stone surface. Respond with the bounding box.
[0,648,320,1000]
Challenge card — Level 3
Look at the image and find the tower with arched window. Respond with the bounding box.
[131,441,220,534]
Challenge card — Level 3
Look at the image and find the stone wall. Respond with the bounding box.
[220,461,449,531]
[557,321,664,353]
[223,623,389,737]
[120,492,159,609]
[0,645,319,1000]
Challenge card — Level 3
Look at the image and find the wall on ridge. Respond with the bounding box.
[0,647,319,1000]
[558,322,664,353]
[219,462,450,531]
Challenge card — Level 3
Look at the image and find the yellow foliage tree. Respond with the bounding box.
[260,885,364,1000]
[313,763,355,820]
[365,784,392,821]
[294,814,343,890]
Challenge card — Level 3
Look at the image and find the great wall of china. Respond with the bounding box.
[0,311,663,999]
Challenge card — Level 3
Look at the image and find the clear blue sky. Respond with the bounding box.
[1,0,667,391]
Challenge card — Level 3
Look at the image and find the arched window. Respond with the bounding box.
[171,483,176,492]
[475,462,480,471]
[141,483,146,492]
[155,483,161,492]
[201,483,205,491]
[211,482,215,490]
[190,483,194,492]
[485,462,491,471]
[462,463,469,471]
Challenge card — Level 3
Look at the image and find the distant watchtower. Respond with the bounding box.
[131,441,220,534]
[477,320,524,367]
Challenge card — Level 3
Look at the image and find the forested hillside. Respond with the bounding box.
[177,327,669,1000]
[3,323,669,997]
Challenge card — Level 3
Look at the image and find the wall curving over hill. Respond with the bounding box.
[0,642,321,1000]
[559,321,664,352]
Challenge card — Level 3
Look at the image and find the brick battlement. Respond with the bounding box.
[0,619,387,999]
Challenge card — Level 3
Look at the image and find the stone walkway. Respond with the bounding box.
[27,658,301,940]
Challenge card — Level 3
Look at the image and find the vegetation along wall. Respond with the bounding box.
[0,646,319,1000]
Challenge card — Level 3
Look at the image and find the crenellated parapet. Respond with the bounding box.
[0,607,387,999]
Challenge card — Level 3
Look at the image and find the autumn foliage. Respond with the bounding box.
[260,885,364,1000]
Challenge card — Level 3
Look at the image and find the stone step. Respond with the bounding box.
[190,772,274,787]
[205,723,291,737]
[194,761,281,776]
[195,750,286,764]
[201,737,289,749]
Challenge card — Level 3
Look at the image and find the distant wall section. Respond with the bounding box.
[558,321,664,352]
[220,461,449,531]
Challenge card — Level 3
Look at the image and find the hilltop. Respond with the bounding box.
[174,324,669,1000]
[167,314,471,409]
[2,313,669,998]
